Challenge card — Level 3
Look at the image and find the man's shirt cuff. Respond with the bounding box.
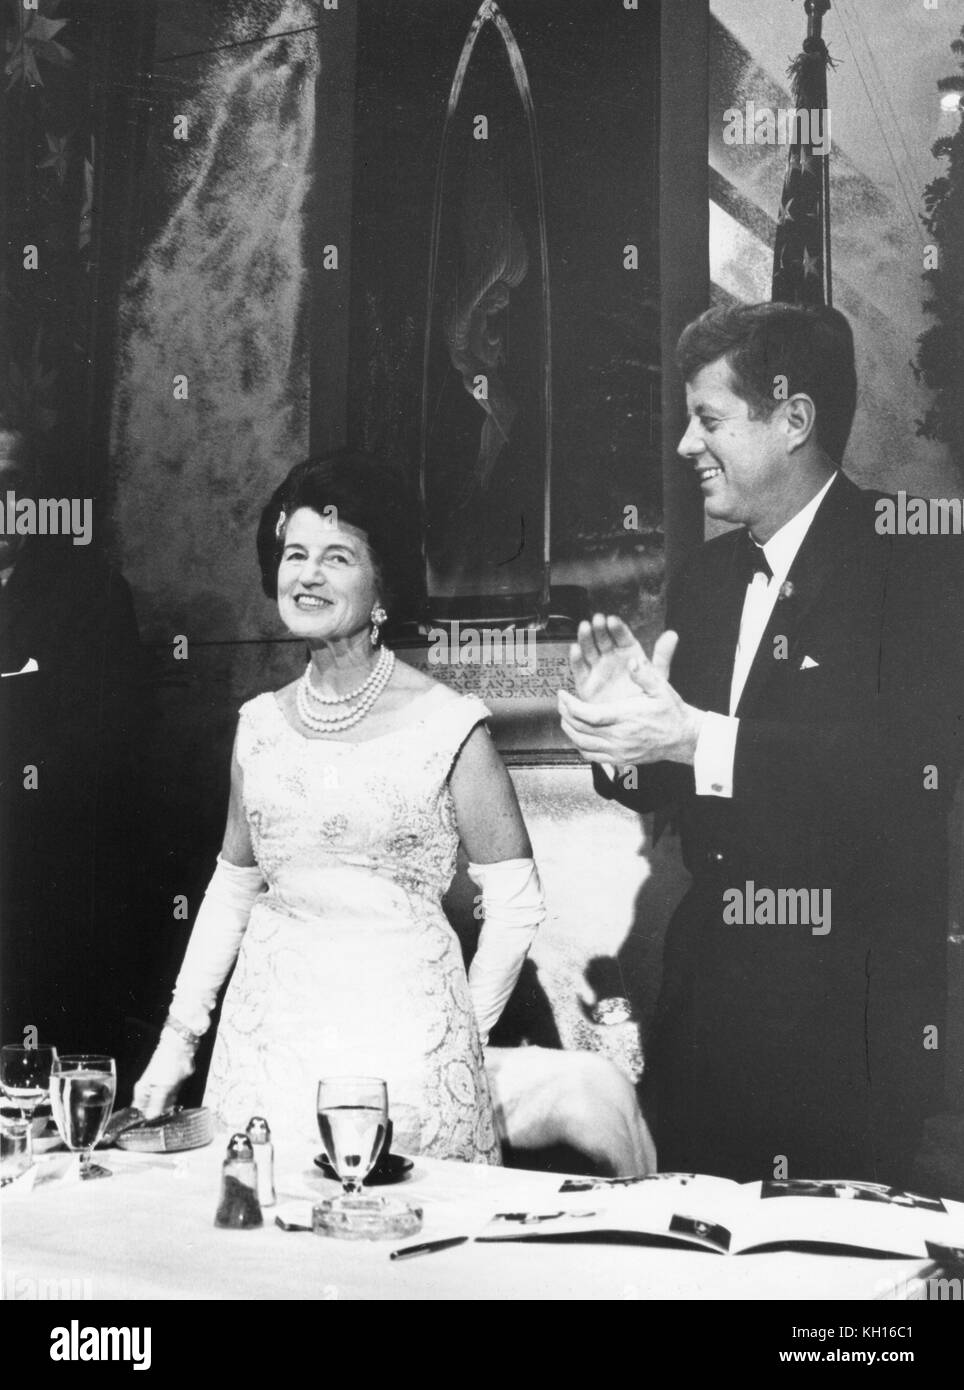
[693,712,739,798]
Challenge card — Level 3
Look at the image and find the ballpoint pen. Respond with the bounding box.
[390,1235,470,1261]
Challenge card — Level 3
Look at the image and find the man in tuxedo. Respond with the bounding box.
[0,420,143,1063]
[558,303,964,1186]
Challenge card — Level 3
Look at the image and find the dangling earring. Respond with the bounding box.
[370,604,387,647]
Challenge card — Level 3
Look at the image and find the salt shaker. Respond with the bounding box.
[214,1132,263,1228]
[246,1115,276,1208]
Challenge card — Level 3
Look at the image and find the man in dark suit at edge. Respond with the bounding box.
[558,303,964,1187]
[0,417,144,1067]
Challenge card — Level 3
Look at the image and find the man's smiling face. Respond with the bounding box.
[678,357,791,540]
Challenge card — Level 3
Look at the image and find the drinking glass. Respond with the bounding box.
[0,1117,32,1187]
[317,1076,388,1196]
[49,1055,116,1180]
[0,1043,58,1167]
[313,1076,421,1240]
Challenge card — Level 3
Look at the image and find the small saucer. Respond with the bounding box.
[313,1151,413,1185]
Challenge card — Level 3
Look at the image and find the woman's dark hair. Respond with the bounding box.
[256,449,423,627]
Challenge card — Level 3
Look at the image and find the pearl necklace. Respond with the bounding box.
[295,648,396,733]
[302,645,392,706]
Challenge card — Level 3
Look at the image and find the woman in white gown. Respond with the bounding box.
[134,451,545,1160]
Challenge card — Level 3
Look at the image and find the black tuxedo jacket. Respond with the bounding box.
[595,474,964,1183]
[0,539,143,1052]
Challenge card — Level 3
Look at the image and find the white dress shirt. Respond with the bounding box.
[693,472,838,798]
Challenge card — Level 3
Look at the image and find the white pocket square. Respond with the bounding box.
[1,657,39,678]
[799,655,819,670]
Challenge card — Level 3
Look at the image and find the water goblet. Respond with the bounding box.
[313,1076,421,1240]
[0,1043,58,1168]
[0,1116,32,1187]
[49,1055,116,1180]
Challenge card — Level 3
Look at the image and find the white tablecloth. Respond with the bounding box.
[1,1142,929,1301]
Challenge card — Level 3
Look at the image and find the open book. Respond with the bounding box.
[476,1175,964,1258]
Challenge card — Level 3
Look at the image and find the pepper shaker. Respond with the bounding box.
[246,1115,276,1207]
[214,1132,263,1229]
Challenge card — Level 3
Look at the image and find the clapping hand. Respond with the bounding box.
[568,614,649,702]
[558,614,704,766]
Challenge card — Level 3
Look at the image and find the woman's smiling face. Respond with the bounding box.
[276,507,381,643]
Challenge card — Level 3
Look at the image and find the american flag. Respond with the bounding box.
[771,2,834,306]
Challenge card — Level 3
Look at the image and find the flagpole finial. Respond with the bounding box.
[805,0,831,41]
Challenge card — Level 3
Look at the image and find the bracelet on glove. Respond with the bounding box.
[163,1013,205,1051]
[591,997,634,1027]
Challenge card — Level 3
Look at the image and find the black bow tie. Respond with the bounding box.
[739,529,773,585]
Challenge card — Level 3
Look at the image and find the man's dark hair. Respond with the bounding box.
[676,302,858,465]
[256,448,423,626]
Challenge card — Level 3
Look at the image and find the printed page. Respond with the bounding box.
[729,1181,964,1257]
[478,1173,747,1253]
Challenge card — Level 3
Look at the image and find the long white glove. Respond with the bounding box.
[132,855,264,1115]
[466,858,546,1046]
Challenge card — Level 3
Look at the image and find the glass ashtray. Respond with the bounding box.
[312,1193,423,1241]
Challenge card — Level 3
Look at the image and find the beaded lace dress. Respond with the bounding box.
[203,685,501,1163]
